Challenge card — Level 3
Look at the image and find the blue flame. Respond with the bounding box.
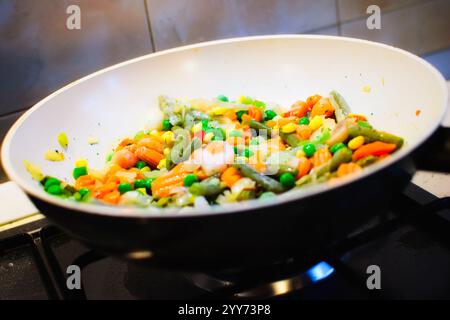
[305,261,334,282]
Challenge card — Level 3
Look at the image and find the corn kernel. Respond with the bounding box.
[161,131,174,144]
[362,85,371,93]
[163,148,171,156]
[157,159,167,169]
[44,150,65,162]
[87,136,99,145]
[211,107,227,115]
[192,122,203,133]
[348,136,365,150]
[296,150,305,158]
[75,158,88,167]
[309,116,323,131]
[149,129,159,138]
[281,123,297,133]
[140,166,150,172]
[204,132,214,143]
[136,188,147,195]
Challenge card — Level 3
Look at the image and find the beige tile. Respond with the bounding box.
[340,0,450,55]
[0,0,152,116]
[0,111,24,182]
[338,0,425,22]
[147,0,337,50]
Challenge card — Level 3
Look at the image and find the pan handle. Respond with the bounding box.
[412,125,450,173]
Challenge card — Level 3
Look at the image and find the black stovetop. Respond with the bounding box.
[1,183,449,300]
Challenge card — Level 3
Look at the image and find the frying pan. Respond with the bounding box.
[1,35,449,270]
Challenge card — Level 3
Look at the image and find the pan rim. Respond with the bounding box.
[1,34,448,219]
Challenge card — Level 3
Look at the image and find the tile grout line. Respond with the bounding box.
[143,0,157,52]
[335,0,342,36]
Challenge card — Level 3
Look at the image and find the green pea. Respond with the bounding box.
[44,177,60,191]
[47,184,63,196]
[233,146,239,154]
[73,166,88,179]
[229,130,243,137]
[299,117,310,125]
[264,109,277,121]
[118,182,133,194]
[243,148,253,158]
[135,161,147,169]
[78,188,90,198]
[134,178,153,190]
[201,119,209,130]
[162,119,172,131]
[184,174,199,187]
[217,94,229,102]
[236,110,247,122]
[279,172,296,189]
[303,143,316,157]
[330,143,346,154]
[106,153,114,162]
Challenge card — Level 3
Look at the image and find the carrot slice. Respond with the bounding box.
[151,163,190,198]
[337,163,362,177]
[312,148,332,168]
[102,191,121,204]
[352,141,396,161]
[221,167,242,188]
[283,101,310,118]
[137,137,164,153]
[310,98,334,118]
[135,146,164,168]
[297,156,312,179]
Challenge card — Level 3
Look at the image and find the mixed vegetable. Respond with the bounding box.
[28,91,404,209]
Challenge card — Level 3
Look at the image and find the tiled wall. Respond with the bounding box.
[1,0,449,181]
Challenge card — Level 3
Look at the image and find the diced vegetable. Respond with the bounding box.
[234,163,284,193]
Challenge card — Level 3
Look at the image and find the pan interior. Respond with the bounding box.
[2,35,448,217]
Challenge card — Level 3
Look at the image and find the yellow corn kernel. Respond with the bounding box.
[136,188,147,195]
[88,168,104,180]
[309,116,323,131]
[296,150,305,158]
[57,132,68,149]
[140,166,150,172]
[75,158,88,167]
[23,160,44,181]
[44,150,65,162]
[281,123,297,133]
[204,132,214,143]
[362,85,371,93]
[163,148,171,156]
[192,122,203,133]
[161,131,174,143]
[157,159,166,169]
[87,136,99,145]
[149,129,159,138]
[348,136,365,150]
[211,107,227,115]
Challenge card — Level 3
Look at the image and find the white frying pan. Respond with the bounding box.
[1,36,448,269]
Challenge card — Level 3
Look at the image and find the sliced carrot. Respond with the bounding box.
[135,146,164,168]
[102,191,121,204]
[312,148,332,168]
[305,94,322,108]
[151,163,189,198]
[337,163,362,177]
[226,136,246,146]
[115,138,133,151]
[352,141,396,161]
[297,156,311,179]
[283,101,310,118]
[310,98,334,118]
[114,148,138,169]
[75,175,96,190]
[247,105,263,122]
[223,109,237,121]
[221,167,242,188]
[137,137,164,153]
[92,181,118,199]
[296,125,312,140]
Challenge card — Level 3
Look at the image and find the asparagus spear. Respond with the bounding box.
[347,125,404,148]
[329,90,351,123]
[189,177,224,197]
[234,163,284,193]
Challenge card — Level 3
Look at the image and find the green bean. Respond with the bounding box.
[347,125,404,148]
[329,90,351,123]
[248,120,272,136]
[280,132,302,147]
[356,155,378,167]
[189,177,224,197]
[234,163,284,193]
[329,147,353,171]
